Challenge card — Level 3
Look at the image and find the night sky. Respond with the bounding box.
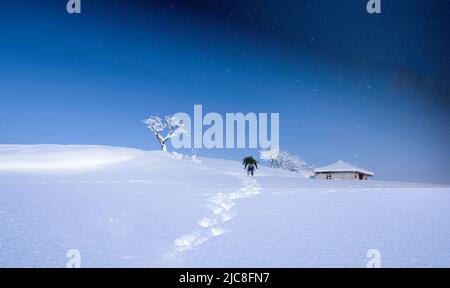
[0,0,448,183]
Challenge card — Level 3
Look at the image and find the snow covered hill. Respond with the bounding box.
[0,145,449,267]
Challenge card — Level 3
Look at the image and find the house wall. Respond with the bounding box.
[315,172,360,180]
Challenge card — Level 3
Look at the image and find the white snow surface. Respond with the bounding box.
[0,145,449,267]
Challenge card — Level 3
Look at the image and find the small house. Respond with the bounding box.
[314,160,374,180]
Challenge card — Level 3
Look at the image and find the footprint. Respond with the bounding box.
[210,227,225,237]
[174,232,208,252]
[198,217,216,228]
[220,212,235,222]
[168,177,261,257]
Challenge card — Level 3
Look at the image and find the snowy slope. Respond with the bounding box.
[0,145,449,267]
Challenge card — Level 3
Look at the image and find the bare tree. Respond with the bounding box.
[143,115,185,151]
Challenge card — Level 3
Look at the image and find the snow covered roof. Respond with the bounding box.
[314,160,374,176]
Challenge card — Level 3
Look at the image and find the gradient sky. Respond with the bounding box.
[0,0,448,183]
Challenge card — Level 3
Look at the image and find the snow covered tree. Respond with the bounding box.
[260,149,313,177]
[260,149,281,168]
[143,115,186,152]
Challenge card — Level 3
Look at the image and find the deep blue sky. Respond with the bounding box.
[0,0,448,183]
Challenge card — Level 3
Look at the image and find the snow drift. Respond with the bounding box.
[0,145,144,172]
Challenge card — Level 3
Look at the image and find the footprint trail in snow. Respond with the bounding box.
[167,177,261,258]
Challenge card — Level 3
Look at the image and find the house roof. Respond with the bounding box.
[314,160,374,176]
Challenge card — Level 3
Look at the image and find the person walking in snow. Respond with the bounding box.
[242,156,258,176]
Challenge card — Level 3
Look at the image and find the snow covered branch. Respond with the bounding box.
[143,115,186,151]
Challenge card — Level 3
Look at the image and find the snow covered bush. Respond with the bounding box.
[260,149,313,177]
[143,115,186,151]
